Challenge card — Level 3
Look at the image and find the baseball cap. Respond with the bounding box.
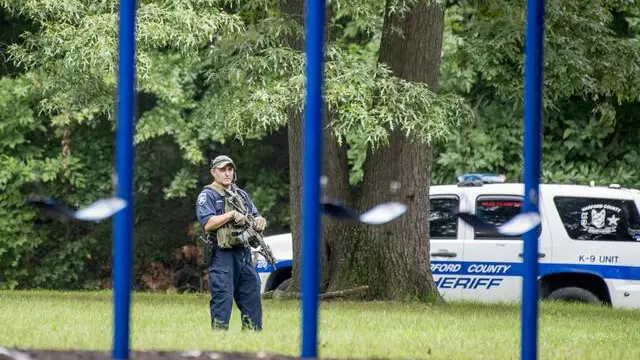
[210,155,235,169]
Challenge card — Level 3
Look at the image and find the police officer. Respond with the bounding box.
[196,155,267,330]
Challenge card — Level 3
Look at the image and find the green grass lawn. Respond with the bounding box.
[1,290,639,360]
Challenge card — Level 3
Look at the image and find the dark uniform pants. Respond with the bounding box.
[207,246,262,330]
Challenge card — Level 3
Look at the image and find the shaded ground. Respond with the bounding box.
[0,348,340,360]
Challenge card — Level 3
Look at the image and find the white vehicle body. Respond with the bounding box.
[255,183,640,308]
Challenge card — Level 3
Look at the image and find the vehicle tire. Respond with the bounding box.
[546,287,601,304]
[276,278,292,292]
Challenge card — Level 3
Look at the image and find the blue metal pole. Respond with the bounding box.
[521,1,544,360]
[113,0,137,359]
[301,0,325,357]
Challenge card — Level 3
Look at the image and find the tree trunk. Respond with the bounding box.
[337,0,446,300]
[319,113,352,292]
[281,0,304,293]
[280,0,351,293]
[284,0,445,300]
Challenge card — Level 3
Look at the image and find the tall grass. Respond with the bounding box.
[1,290,639,359]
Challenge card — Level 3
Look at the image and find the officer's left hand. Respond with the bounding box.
[253,216,267,232]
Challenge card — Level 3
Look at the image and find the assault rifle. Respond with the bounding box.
[224,188,278,269]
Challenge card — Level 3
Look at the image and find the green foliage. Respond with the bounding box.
[3,0,470,191]
[455,1,640,106]
[0,75,45,289]
[325,48,473,149]
[433,1,640,189]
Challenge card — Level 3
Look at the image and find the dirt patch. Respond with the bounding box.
[0,348,313,360]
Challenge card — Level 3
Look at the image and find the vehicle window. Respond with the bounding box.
[429,197,459,239]
[553,196,640,242]
[474,196,523,239]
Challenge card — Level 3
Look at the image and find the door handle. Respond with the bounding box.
[518,252,546,258]
[431,251,457,258]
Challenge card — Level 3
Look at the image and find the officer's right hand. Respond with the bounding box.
[230,210,248,226]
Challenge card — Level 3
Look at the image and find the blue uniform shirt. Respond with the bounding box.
[196,185,260,228]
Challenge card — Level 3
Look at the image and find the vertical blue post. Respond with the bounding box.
[113,0,137,359]
[301,0,325,358]
[521,1,544,360]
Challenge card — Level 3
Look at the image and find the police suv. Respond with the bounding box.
[254,178,640,308]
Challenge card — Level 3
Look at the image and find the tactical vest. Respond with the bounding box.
[203,183,248,249]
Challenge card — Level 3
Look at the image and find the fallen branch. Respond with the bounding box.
[262,285,369,300]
